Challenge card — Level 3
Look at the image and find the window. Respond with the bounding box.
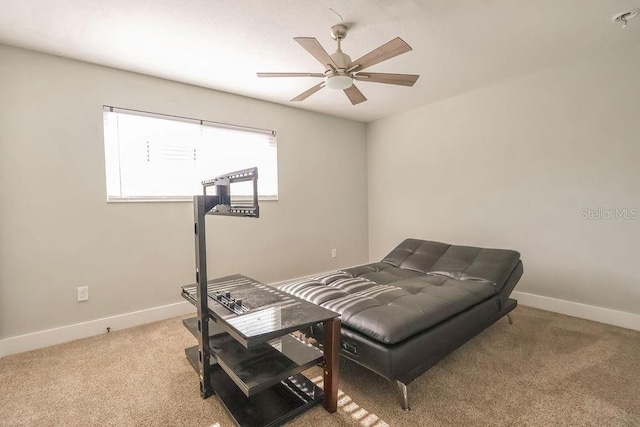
[103,106,278,202]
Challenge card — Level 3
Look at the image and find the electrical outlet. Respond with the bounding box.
[331,248,337,258]
[77,286,89,302]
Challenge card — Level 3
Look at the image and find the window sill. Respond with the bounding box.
[107,195,278,203]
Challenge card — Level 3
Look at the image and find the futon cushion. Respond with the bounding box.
[277,238,521,345]
[279,271,497,344]
[342,262,423,285]
[379,238,520,292]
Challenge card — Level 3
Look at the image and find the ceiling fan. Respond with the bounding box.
[257,24,419,105]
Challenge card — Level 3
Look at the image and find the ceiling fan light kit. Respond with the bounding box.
[326,74,353,90]
[257,23,419,105]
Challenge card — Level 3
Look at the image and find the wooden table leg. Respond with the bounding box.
[322,318,340,413]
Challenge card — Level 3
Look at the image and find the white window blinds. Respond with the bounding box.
[103,107,278,201]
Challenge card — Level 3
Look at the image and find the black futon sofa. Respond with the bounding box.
[278,238,523,409]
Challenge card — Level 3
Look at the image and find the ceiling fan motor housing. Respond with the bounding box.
[326,49,353,89]
[329,50,352,70]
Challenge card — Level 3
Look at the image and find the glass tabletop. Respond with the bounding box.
[182,274,339,347]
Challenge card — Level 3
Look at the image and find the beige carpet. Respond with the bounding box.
[0,306,638,426]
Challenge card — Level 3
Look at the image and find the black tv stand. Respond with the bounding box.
[179,168,340,426]
[181,275,340,426]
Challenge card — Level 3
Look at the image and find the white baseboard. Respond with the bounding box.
[512,291,640,331]
[0,301,195,358]
[4,285,635,358]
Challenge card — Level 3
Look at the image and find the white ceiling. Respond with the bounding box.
[1,0,639,122]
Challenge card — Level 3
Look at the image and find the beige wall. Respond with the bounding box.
[0,45,368,338]
[367,45,640,315]
[3,40,638,340]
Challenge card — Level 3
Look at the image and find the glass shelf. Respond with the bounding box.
[185,346,323,427]
[183,318,323,397]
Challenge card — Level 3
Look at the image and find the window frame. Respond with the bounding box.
[102,106,278,203]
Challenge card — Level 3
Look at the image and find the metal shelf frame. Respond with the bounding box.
[184,167,340,426]
[193,167,259,398]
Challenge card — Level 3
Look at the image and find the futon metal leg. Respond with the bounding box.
[396,381,410,411]
[507,313,513,325]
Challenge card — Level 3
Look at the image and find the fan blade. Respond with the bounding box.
[294,37,337,69]
[291,82,325,101]
[354,72,419,87]
[348,37,412,73]
[343,84,367,105]
[257,72,325,78]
